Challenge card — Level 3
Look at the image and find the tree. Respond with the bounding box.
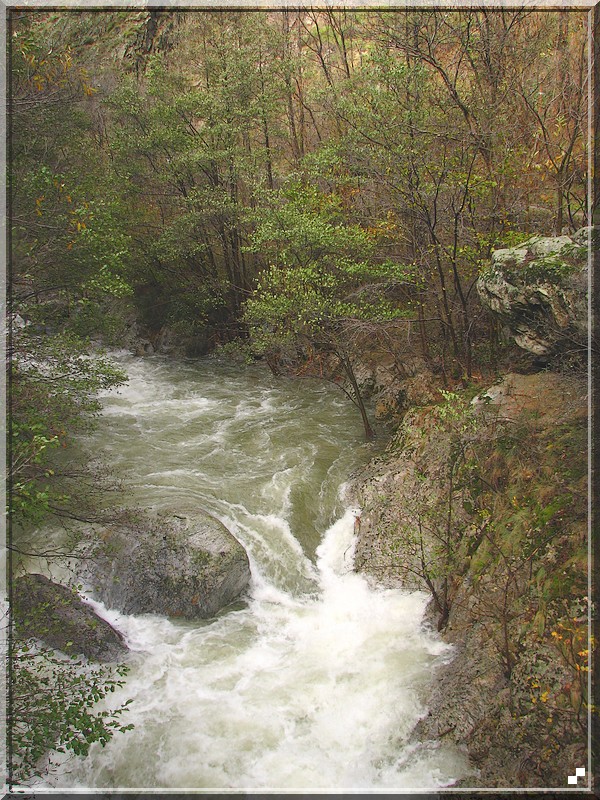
[9,327,126,529]
[9,12,131,531]
[308,10,588,377]
[10,13,134,327]
[8,15,134,783]
[243,180,417,439]
[510,12,588,233]
[105,12,294,343]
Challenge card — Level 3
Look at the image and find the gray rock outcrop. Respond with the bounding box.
[13,573,128,662]
[477,228,589,360]
[88,511,251,619]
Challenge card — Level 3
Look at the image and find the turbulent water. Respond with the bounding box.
[39,354,468,790]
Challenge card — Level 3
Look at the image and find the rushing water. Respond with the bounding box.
[39,354,468,790]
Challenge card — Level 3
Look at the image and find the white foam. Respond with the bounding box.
[53,509,463,790]
[40,356,467,790]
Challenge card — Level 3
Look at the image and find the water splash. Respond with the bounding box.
[32,355,467,790]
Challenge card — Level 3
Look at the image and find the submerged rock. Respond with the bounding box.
[89,511,251,619]
[477,228,589,362]
[13,573,128,662]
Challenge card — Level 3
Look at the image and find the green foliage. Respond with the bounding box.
[10,641,133,783]
[10,329,126,526]
[103,17,288,327]
[246,181,370,263]
[215,339,258,365]
[14,169,134,315]
[497,229,538,249]
[11,27,136,342]
[12,44,132,283]
[244,180,416,357]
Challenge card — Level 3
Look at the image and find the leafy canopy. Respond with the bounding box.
[244,180,416,354]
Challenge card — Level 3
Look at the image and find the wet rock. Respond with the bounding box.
[13,573,128,662]
[153,325,177,354]
[88,511,251,619]
[477,229,589,362]
[134,339,154,357]
[354,355,440,420]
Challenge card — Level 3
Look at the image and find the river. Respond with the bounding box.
[38,353,468,790]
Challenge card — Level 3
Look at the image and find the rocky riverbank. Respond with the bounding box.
[351,370,588,787]
[13,510,252,665]
[349,229,590,788]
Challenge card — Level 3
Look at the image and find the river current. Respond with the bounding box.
[37,354,468,790]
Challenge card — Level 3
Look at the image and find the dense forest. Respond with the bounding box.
[8,8,595,790]
[9,8,591,456]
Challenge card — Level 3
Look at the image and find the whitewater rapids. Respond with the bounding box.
[34,354,468,790]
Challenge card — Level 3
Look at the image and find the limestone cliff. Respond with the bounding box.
[477,228,589,364]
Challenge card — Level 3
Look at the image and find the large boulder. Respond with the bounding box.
[88,511,251,619]
[477,228,590,361]
[13,573,128,662]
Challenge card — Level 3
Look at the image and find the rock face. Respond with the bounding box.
[125,318,218,359]
[352,370,588,787]
[89,511,251,619]
[13,573,128,662]
[352,356,441,422]
[411,626,513,785]
[477,228,589,361]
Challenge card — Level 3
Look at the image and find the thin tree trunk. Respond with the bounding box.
[339,351,374,441]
